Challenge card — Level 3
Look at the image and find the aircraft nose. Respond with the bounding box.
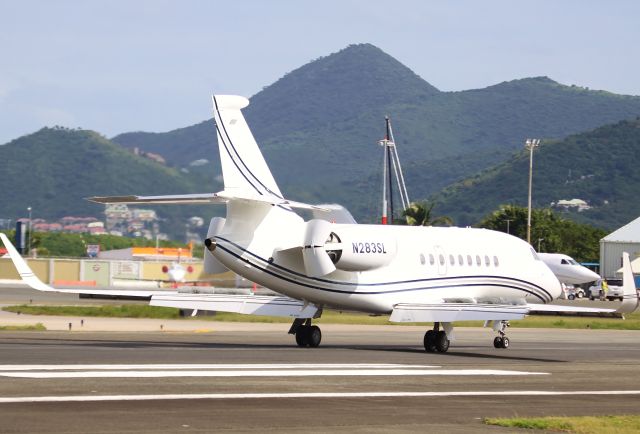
[581,267,600,283]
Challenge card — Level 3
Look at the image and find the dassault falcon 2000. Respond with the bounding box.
[2,95,639,353]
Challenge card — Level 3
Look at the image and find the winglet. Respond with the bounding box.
[0,233,56,292]
[616,251,639,314]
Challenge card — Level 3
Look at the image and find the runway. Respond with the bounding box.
[0,326,639,433]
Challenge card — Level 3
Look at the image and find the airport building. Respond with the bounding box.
[600,216,640,278]
[0,256,239,288]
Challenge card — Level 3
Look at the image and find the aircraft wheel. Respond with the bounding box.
[424,330,436,352]
[493,336,503,349]
[501,336,510,349]
[308,325,322,348]
[435,331,449,353]
[295,327,309,347]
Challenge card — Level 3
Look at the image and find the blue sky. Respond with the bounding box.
[1,0,638,143]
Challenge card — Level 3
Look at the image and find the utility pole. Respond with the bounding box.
[27,206,32,256]
[504,219,512,235]
[525,139,540,244]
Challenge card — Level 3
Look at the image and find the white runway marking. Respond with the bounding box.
[0,363,547,378]
[0,369,546,379]
[0,390,639,403]
[0,363,437,371]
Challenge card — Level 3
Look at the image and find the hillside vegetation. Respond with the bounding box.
[432,118,640,230]
[113,44,640,222]
[0,127,221,239]
[3,43,640,233]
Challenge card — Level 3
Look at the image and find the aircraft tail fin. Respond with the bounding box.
[212,95,283,199]
[617,252,639,314]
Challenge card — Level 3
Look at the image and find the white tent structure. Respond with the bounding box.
[601,216,640,278]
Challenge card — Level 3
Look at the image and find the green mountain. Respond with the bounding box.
[3,43,640,236]
[431,117,640,230]
[113,44,640,222]
[0,127,221,238]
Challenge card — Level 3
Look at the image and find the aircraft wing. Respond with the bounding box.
[391,252,639,322]
[150,293,318,318]
[524,303,626,318]
[390,303,529,323]
[0,233,318,319]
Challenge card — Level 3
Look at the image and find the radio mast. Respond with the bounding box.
[379,116,410,224]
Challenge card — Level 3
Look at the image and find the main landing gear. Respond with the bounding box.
[492,320,510,349]
[289,318,322,348]
[423,322,450,353]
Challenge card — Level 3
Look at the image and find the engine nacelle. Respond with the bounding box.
[203,217,228,274]
[301,220,396,276]
[330,226,397,272]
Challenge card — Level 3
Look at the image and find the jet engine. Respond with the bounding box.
[203,217,228,274]
[302,219,397,277]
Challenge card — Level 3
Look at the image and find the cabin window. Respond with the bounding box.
[493,256,499,267]
[467,255,472,266]
[458,254,464,265]
[449,254,455,265]
[476,255,482,266]
[439,254,445,265]
[429,254,435,265]
[420,254,426,265]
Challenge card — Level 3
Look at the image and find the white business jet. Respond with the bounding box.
[538,253,600,285]
[2,95,638,353]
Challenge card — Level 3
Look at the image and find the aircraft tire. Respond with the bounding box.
[493,336,503,348]
[501,336,510,348]
[435,331,449,353]
[423,330,436,352]
[308,326,322,348]
[295,327,309,347]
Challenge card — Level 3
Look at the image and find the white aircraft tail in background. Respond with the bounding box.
[2,95,639,353]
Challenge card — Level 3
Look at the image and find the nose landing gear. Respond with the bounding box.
[493,320,510,349]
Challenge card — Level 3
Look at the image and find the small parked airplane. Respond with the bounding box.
[2,95,638,353]
[538,253,601,285]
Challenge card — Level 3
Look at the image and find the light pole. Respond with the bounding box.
[504,219,512,234]
[27,206,32,256]
[537,238,544,252]
[525,139,540,244]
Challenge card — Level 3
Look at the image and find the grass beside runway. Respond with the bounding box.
[485,415,640,433]
[0,323,46,331]
[3,304,640,330]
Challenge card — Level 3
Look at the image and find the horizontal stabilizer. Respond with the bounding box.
[87,191,330,211]
[151,293,318,318]
[87,193,225,205]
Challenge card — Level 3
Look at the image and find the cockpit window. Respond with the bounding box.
[561,259,569,265]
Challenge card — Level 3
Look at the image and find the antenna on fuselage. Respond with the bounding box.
[379,116,410,225]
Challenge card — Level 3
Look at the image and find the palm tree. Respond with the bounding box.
[401,201,453,226]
